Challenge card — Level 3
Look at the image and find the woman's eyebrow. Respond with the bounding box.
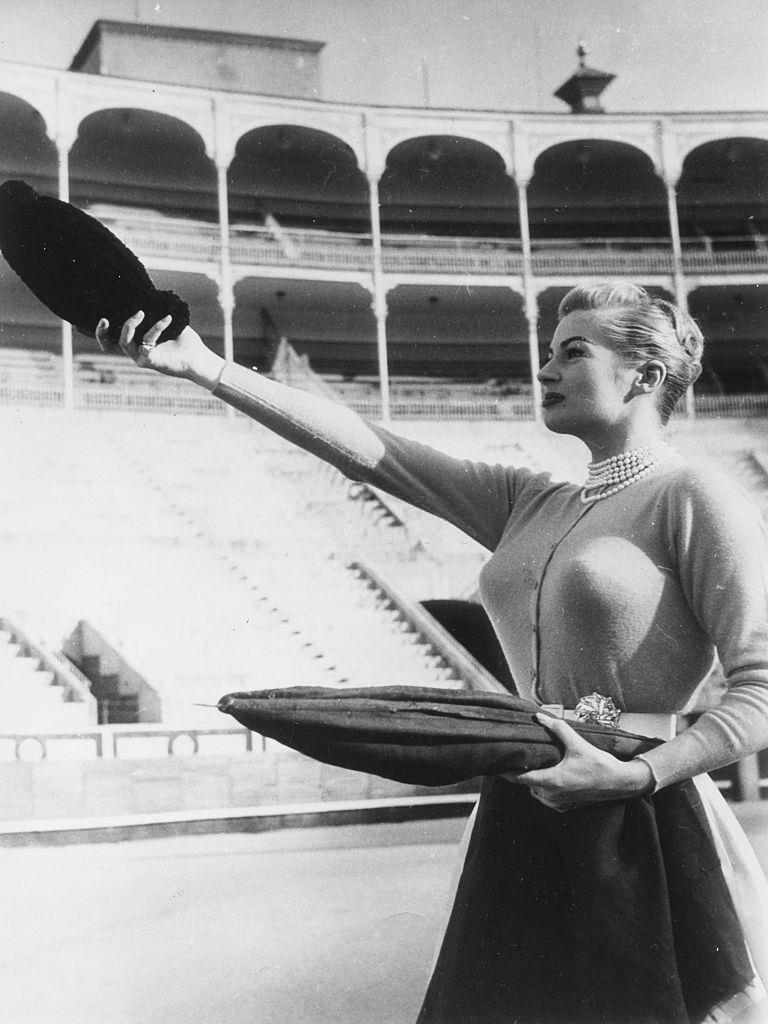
[546,335,591,359]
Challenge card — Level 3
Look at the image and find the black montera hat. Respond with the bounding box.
[218,685,658,787]
[0,180,189,344]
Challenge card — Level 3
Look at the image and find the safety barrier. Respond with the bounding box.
[92,212,768,277]
[0,724,254,762]
[4,377,768,421]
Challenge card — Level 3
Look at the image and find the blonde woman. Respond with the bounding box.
[99,283,768,1023]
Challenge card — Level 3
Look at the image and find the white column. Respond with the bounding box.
[367,172,391,422]
[665,177,695,418]
[517,178,542,421]
[57,138,74,411]
[216,161,234,366]
[217,278,235,421]
[218,278,235,365]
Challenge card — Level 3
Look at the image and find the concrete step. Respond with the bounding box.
[0,683,67,703]
[0,666,54,687]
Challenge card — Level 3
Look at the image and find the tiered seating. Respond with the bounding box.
[73,354,220,415]
[0,348,60,384]
[0,348,63,405]
[127,425,463,691]
[0,407,478,728]
[324,377,533,420]
[1,398,766,731]
[0,349,222,414]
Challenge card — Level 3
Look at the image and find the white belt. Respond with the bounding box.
[541,695,677,742]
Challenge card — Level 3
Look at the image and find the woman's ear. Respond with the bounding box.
[631,360,667,395]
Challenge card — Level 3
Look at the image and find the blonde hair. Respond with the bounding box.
[558,283,704,424]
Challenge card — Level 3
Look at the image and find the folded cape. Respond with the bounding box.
[0,180,188,344]
[218,686,660,786]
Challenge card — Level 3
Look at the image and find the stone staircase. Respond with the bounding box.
[0,625,94,732]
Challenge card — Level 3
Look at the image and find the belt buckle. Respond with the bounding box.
[573,692,621,729]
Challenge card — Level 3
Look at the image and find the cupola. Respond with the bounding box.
[554,43,616,113]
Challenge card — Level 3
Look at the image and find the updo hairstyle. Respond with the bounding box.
[557,283,704,424]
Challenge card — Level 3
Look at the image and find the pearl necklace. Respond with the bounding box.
[581,442,676,504]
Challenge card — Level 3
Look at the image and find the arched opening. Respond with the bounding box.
[0,92,57,195]
[229,125,368,231]
[232,276,375,375]
[380,135,517,237]
[678,137,768,243]
[69,107,216,217]
[385,284,526,382]
[678,138,768,275]
[689,285,768,394]
[421,599,514,691]
[526,140,671,277]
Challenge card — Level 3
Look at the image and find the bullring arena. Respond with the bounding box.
[0,10,767,1023]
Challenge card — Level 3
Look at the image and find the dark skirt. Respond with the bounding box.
[416,777,754,1024]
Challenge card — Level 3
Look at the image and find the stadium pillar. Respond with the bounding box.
[216,162,235,365]
[665,177,696,418]
[215,159,237,419]
[56,138,74,412]
[517,179,542,422]
[366,173,391,422]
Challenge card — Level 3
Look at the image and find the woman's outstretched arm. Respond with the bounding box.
[98,312,387,473]
[97,312,522,550]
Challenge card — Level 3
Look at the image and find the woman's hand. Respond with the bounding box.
[96,311,226,391]
[513,714,655,812]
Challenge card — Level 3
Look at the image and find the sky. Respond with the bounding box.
[0,0,766,113]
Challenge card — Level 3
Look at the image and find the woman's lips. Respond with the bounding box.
[541,393,565,407]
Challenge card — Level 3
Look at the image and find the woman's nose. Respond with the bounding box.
[537,358,558,384]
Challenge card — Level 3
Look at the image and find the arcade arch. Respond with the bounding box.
[528,140,669,242]
[0,92,57,194]
[228,125,368,230]
[678,137,768,244]
[384,285,526,378]
[689,285,768,394]
[232,277,376,374]
[380,136,517,237]
[69,108,217,216]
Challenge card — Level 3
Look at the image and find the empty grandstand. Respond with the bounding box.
[0,21,765,419]
[0,19,766,821]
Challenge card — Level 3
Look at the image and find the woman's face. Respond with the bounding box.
[538,310,643,442]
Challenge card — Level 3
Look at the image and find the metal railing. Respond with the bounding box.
[93,210,768,277]
[3,368,768,422]
[0,724,255,762]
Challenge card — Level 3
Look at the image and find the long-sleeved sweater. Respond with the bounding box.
[213,362,768,791]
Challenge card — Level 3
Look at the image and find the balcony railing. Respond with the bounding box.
[92,208,768,278]
[531,239,674,276]
[381,235,522,275]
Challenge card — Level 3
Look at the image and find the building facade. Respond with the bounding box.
[0,22,766,418]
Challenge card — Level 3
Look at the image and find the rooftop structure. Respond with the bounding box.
[69,20,324,98]
[554,43,616,113]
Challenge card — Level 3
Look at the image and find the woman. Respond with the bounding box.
[97,283,768,1023]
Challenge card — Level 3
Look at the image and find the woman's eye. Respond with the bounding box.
[565,347,583,358]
